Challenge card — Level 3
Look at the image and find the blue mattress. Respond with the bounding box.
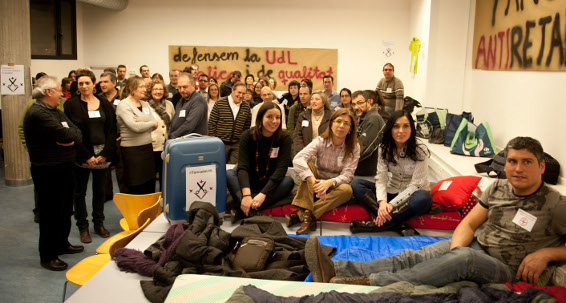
[295,235,451,282]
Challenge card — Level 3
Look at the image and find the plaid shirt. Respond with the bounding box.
[293,136,360,186]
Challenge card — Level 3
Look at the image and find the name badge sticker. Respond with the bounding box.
[113,100,120,105]
[337,156,343,167]
[142,108,150,115]
[512,208,537,232]
[168,93,173,98]
[153,112,159,119]
[302,120,309,127]
[88,111,101,118]
[404,164,415,175]
[270,147,280,158]
[386,88,393,93]
[179,110,186,118]
[61,121,69,128]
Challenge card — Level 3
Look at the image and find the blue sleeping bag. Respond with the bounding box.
[297,235,451,282]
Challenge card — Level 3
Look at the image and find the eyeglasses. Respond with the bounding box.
[353,100,367,106]
[333,119,352,126]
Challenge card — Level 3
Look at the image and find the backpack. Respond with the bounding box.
[475,151,561,185]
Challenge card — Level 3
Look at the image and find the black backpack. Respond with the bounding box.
[475,151,561,185]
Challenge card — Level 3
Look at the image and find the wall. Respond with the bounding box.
[76,0,412,92]
[407,0,431,102]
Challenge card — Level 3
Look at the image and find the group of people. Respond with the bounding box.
[23,62,566,293]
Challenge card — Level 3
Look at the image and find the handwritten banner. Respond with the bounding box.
[472,0,566,71]
[168,46,338,90]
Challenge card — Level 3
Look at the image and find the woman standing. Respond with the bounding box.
[64,70,116,243]
[116,76,158,194]
[293,91,331,155]
[350,110,431,236]
[289,108,361,235]
[243,88,255,107]
[226,102,294,223]
[244,74,255,90]
[146,79,174,192]
[252,82,263,105]
[206,83,221,119]
[338,88,353,111]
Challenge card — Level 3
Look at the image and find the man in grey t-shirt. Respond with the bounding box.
[306,136,566,287]
[376,63,404,113]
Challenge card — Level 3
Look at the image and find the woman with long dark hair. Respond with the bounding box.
[350,110,431,235]
[289,108,361,235]
[116,76,158,194]
[206,83,221,118]
[226,102,294,223]
[64,69,116,243]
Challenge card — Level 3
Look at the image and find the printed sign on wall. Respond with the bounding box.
[169,46,338,91]
[473,0,566,71]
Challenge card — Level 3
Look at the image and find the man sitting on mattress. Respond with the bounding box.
[306,136,566,287]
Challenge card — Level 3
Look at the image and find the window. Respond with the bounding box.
[30,0,77,60]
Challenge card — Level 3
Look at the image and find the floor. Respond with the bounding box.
[0,165,451,303]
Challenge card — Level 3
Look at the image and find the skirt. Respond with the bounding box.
[121,143,156,186]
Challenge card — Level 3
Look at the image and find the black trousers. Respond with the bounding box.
[31,163,74,263]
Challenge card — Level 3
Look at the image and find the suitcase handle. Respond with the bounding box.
[180,133,205,139]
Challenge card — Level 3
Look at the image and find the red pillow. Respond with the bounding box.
[431,176,481,211]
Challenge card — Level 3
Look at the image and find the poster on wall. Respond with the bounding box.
[473,0,566,71]
[1,64,25,95]
[169,46,338,91]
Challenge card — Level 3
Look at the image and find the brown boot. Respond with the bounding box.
[285,213,300,227]
[296,212,316,235]
[80,230,92,243]
[305,235,335,282]
[330,275,370,285]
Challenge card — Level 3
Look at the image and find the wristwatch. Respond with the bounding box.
[332,179,337,188]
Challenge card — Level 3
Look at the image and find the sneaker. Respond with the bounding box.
[305,236,335,282]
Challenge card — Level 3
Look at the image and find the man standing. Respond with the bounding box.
[116,65,127,89]
[140,65,150,79]
[322,75,340,111]
[287,85,311,135]
[98,72,120,105]
[280,80,300,118]
[307,137,566,287]
[24,76,84,271]
[208,82,251,164]
[220,70,242,97]
[167,69,180,98]
[197,73,209,100]
[376,63,404,113]
[169,73,208,138]
[349,90,385,212]
[251,86,286,129]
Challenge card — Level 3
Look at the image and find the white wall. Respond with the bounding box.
[77,0,412,92]
[407,0,431,102]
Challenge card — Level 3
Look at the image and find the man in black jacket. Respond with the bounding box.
[220,70,242,97]
[24,76,84,271]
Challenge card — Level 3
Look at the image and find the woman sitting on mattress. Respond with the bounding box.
[226,102,294,223]
[350,110,432,236]
[288,108,361,235]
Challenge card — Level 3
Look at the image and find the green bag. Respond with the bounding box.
[450,118,496,157]
[415,107,447,139]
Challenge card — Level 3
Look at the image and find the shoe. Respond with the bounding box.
[41,258,68,271]
[230,209,244,224]
[330,275,370,285]
[349,220,400,234]
[305,235,335,282]
[94,226,110,238]
[62,245,84,254]
[285,213,300,227]
[80,230,92,243]
[34,213,40,223]
[296,213,316,235]
[398,223,420,237]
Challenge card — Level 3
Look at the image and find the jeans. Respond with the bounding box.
[226,169,294,210]
[350,178,375,201]
[334,239,517,286]
[389,190,431,224]
[73,166,108,231]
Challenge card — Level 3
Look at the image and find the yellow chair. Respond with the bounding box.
[113,192,161,231]
[62,218,151,301]
[96,198,161,254]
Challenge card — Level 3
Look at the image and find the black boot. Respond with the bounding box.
[350,199,416,235]
[359,191,379,214]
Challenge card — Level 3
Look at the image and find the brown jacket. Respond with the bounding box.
[292,108,331,156]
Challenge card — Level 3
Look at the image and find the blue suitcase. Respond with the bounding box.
[162,134,226,223]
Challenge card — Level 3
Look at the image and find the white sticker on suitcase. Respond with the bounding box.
[186,164,217,208]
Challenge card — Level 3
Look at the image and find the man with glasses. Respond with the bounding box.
[197,74,209,99]
[349,90,385,215]
[322,75,340,111]
[376,63,404,113]
[168,69,180,98]
[169,73,208,138]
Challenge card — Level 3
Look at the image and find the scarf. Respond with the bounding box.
[149,99,171,131]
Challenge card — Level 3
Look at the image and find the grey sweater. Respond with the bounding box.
[116,99,156,147]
